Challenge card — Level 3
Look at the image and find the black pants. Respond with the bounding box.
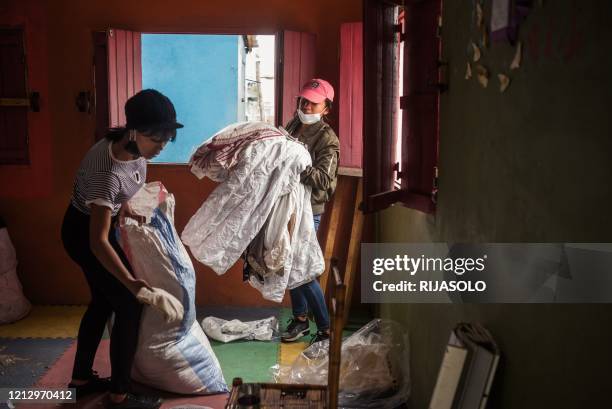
[61,204,142,394]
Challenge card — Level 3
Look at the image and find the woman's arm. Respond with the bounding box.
[119,201,146,225]
[89,204,148,295]
[301,137,339,191]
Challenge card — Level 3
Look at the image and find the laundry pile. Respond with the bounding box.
[202,316,278,343]
[0,217,31,324]
[117,182,227,394]
[182,121,324,302]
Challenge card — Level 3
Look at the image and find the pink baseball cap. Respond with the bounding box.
[299,78,334,103]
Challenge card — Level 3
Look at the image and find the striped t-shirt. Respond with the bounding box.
[71,138,147,216]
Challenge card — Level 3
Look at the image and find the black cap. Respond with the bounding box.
[125,89,184,131]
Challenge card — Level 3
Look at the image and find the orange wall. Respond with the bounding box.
[0,0,362,306]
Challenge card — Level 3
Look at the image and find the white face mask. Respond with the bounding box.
[297,108,321,125]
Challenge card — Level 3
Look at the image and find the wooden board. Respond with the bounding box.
[342,179,363,325]
[226,382,327,409]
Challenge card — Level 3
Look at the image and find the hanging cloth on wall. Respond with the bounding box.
[491,0,532,44]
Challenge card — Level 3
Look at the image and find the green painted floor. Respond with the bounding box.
[0,306,373,389]
[209,307,373,384]
[210,339,278,384]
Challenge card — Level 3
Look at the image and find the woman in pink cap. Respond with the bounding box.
[280,78,339,345]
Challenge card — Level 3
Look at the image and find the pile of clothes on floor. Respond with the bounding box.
[182,121,324,302]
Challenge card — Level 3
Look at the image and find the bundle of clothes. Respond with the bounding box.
[182,122,325,302]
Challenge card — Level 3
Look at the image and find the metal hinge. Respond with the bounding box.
[393,162,406,181]
[0,98,29,107]
[431,166,439,203]
[393,23,405,42]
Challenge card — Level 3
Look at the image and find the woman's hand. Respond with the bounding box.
[126,277,153,297]
[134,286,184,323]
[119,202,146,225]
[89,204,150,296]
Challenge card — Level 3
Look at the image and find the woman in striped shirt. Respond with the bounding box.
[61,89,182,409]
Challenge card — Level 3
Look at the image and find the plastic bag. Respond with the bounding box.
[271,319,410,408]
[117,182,227,394]
[0,227,31,324]
[201,316,278,343]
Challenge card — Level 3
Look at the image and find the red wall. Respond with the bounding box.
[0,0,362,306]
[0,0,52,197]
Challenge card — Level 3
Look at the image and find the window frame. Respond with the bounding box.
[362,0,443,214]
[0,0,53,199]
[0,27,30,165]
[94,29,313,165]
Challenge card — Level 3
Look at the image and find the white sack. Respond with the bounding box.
[117,182,227,394]
[0,227,31,324]
[182,123,324,302]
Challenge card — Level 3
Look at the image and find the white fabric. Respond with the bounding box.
[202,316,278,343]
[118,182,227,394]
[189,121,285,181]
[85,198,115,211]
[221,319,250,334]
[245,188,297,277]
[0,228,31,324]
[247,182,324,301]
[297,109,322,125]
[182,122,324,302]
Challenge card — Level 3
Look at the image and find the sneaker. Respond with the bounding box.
[309,330,330,346]
[68,371,111,399]
[281,318,310,342]
[104,393,163,409]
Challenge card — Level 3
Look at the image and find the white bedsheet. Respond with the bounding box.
[182,122,324,302]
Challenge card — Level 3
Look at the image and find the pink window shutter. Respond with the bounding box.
[107,28,142,128]
[339,22,363,170]
[93,31,108,141]
[279,30,316,127]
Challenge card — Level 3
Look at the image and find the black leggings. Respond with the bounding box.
[61,204,142,394]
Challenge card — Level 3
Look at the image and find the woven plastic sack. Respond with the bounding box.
[117,182,227,394]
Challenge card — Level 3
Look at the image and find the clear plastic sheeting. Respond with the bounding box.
[201,316,278,343]
[271,319,410,409]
